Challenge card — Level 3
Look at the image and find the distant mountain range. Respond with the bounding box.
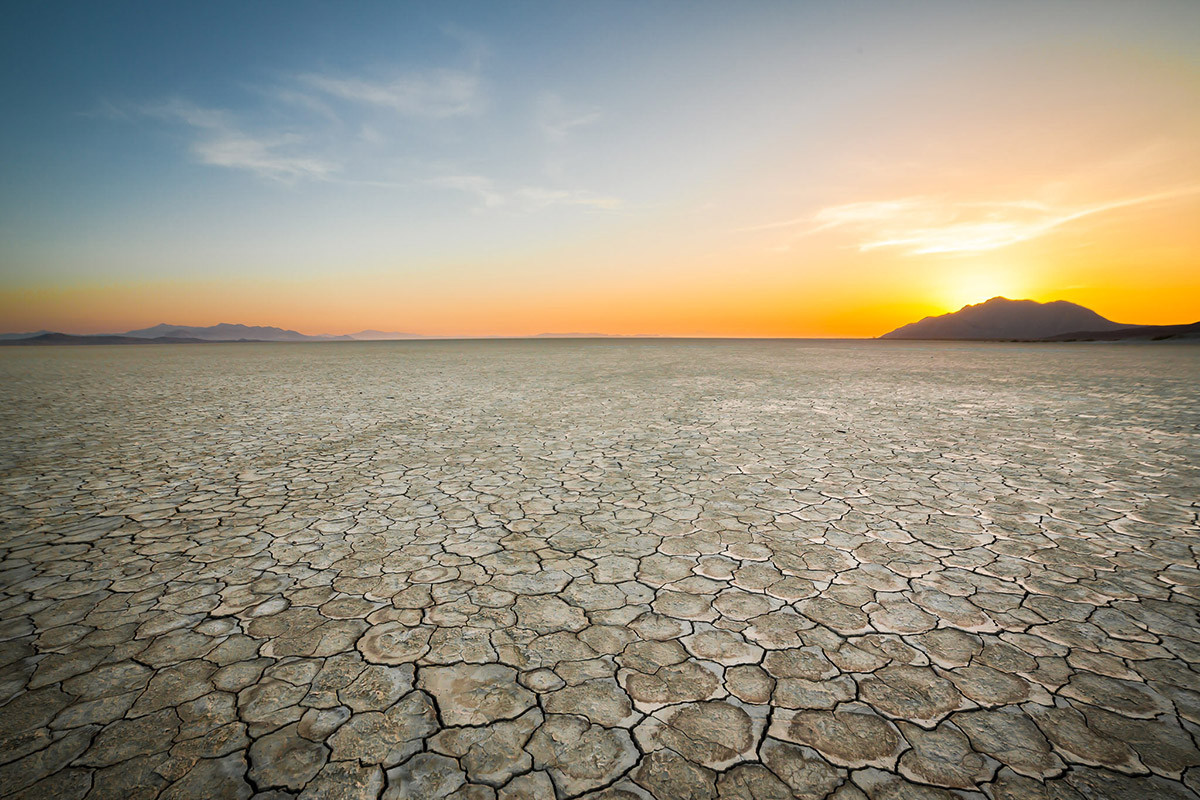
[3,304,1196,345]
[347,329,428,340]
[0,330,53,340]
[1042,321,1200,341]
[121,323,355,341]
[0,323,426,343]
[0,324,660,344]
[880,297,1199,341]
[4,333,212,346]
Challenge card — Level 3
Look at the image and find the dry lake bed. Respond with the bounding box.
[1,339,1198,800]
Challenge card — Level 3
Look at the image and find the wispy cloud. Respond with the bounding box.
[744,188,1199,255]
[537,93,601,142]
[428,175,506,207]
[137,62,485,182]
[515,186,619,210]
[300,69,482,118]
[134,27,487,182]
[270,87,339,121]
[144,99,337,182]
[429,174,619,211]
[130,33,618,210]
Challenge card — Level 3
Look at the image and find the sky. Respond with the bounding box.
[1,0,1197,337]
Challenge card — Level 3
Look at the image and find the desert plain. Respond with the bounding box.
[1,339,1198,800]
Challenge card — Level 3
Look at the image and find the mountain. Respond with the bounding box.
[121,323,353,341]
[347,330,428,340]
[0,333,210,346]
[1044,321,1200,341]
[0,323,434,343]
[880,297,1128,340]
[0,330,51,340]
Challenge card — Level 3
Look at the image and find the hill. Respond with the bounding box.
[122,323,353,341]
[880,297,1128,340]
[0,330,52,340]
[1044,321,1200,341]
[0,333,212,346]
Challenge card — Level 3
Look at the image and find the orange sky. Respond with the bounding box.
[6,177,1197,337]
[2,3,1198,337]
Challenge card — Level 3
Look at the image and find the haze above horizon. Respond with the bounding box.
[2,1,1198,337]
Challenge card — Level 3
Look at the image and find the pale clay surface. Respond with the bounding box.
[1,339,1198,800]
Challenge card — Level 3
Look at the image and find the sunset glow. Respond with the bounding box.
[1,2,1198,337]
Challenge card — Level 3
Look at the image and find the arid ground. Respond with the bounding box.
[1,340,1198,800]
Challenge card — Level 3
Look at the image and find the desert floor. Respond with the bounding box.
[1,340,1198,799]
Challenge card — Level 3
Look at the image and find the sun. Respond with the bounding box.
[942,269,1020,311]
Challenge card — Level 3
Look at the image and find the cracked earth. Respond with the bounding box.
[1,339,1198,800]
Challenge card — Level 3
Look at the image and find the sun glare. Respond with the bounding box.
[942,270,1016,311]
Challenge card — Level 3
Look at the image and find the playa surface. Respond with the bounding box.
[1,339,1198,800]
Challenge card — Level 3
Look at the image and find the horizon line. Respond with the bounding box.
[4,331,888,341]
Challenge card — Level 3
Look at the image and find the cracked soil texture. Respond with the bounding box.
[1,339,1198,800]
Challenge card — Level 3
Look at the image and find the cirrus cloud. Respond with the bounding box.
[142,99,338,182]
[299,69,483,119]
[745,188,1199,255]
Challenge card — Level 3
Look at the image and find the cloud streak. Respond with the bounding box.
[136,31,487,182]
[744,188,1200,255]
[429,174,619,211]
[428,175,506,208]
[300,69,483,118]
[144,100,338,182]
[132,39,618,211]
[537,93,601,142]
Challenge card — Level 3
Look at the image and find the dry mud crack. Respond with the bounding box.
[1,340,1198,799]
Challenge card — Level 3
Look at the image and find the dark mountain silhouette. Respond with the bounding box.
[880,297,1129,340]
[1044,321,1200,341]
[0,333,212,346]
[121,323,353,341]
[0,330,52,340]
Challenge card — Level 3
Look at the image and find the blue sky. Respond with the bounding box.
[2,1,1197,335]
